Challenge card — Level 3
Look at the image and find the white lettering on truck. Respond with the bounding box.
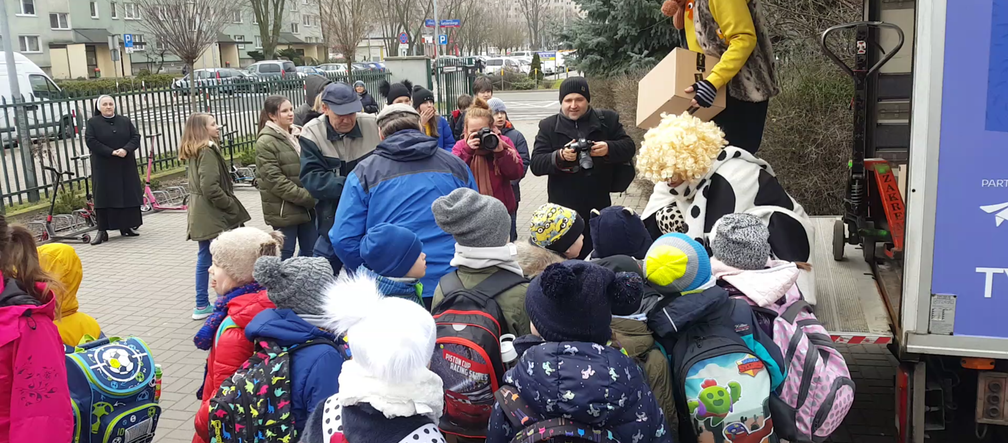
[976,267,1006,298]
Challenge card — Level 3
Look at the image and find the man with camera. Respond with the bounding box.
[530,77,636,259]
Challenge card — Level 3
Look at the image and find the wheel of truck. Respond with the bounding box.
[862,221,877,264]
[833,219,845,261]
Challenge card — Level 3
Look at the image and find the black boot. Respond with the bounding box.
[90,230,109,245]
[120,228,140,237]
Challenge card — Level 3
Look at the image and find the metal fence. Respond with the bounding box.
[432,59,476,116]
[0,71,391,212]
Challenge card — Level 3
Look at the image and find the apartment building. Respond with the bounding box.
[3,0,327,79]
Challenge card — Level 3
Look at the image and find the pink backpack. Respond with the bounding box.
[735,284,855,442]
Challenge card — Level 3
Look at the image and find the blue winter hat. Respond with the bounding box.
[643,233,712,293]
[589,206,653,259]
[360,223,424,278]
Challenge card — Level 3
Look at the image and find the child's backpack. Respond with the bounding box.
[493,384,615,442]
[430,269,528,440]
[670,315,779,443]
[66,336,162,443]
[735,285,855,442]
[208,338,338,443]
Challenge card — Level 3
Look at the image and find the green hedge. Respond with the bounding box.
[55,74,177,96]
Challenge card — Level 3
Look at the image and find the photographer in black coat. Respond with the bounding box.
[530,77,635,258]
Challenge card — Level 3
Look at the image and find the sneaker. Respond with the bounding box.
[192,305,213,320]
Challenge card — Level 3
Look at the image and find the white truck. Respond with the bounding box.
[811,1,1008,441]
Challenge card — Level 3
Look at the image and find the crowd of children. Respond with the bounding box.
[0,96,846,443]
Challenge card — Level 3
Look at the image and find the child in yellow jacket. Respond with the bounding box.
[37,243,101,346]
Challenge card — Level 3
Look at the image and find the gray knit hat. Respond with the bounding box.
[487,97,507,115]
[431,187,510,248]
[254,256,334,315]
[711,213,771,270]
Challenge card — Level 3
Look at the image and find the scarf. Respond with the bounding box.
[193,282,264,350]
[469,153,496,197]
[265,120,302,154]
[662,0,688,30]
[337,359,445,423]
[450,244,524,277]
[357,266,423,306]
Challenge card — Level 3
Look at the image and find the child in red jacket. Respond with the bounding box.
[192,227,283,443]
[452,97,524,213]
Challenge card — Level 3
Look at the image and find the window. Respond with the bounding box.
[235,35,245,50]
[90,2,99,18]
[19,0,35,16]
[290,1,297,11]
[232,11,242,23]
[111,2,118,19]
[252,14,257,24]
[291,23,299,34]
[259,63,280,73]
[124,2,140,20]
[133,34,145,51]
[29,74,57,99]
[49,13,70,30]
[156,40,165,50]
[302,15,310,26]
[254,35,262,48]
[18,36,40,53]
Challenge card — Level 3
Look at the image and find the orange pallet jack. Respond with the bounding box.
[821,21,906,263]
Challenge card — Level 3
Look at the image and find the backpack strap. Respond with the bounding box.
[468,270,528,302]
[494,385,618,443]
[438,270,467,297]
[780,300,813,323]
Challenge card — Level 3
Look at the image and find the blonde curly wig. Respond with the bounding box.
[636,112,727,183]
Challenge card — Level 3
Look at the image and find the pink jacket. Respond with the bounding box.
[710,258,801,308]
[452,135,525,212]
[0,277,73,443]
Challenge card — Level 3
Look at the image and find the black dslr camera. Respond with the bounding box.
[477,127,499,151]
[569,138,595,171]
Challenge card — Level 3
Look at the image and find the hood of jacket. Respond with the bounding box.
[647,285,728,338]
[0,275,41,308]
[711,258,799,307]
[505,339,654,428]
[305,75,333,105]
[37,243,82,316]
[228,290,275,329]
[610,318,655,358]
[244,308,335,346]
[374,129,439,162]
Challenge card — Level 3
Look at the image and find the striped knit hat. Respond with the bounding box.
[643,233,712,293]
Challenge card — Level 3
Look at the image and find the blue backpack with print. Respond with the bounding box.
[66,336,162,443]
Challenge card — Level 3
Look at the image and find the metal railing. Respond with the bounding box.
[0,71,391,212]
[433,59,476,116]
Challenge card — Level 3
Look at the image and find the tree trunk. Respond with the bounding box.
[187,61,197,114]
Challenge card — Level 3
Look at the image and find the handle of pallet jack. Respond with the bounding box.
[820,21,905,78]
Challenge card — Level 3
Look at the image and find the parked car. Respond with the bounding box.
[509,51,534,63]
[172,68,250,93]
[351,63,371,72]
[247,60,298,80]
[0,52,82,146]
[317,63,349,75]
[484,57,522,75]
[295,66,324,78]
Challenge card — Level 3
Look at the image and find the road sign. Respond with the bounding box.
[124,34,135,54]
[425,19,460,28]
[438,34,448,45]
[398,32,409,44]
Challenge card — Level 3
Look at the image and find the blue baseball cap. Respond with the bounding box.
[321,82,363,115]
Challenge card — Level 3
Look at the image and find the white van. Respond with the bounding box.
[0,53,80,147]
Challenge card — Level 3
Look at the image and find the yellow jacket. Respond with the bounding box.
[684,0,757,89]
[38,243,101,347]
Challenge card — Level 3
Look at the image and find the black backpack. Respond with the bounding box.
[494,385,615,442]
[207,338,339,443]
[430,270,528,440]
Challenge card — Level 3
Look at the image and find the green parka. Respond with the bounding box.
[255,124,316,227]
[186,143,251,241]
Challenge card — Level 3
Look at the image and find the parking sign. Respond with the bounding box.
[438,34,448,45]
[124,34,134,54]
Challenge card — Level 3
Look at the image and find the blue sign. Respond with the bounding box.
[123,34,133,48]
[931,0,1008,338]
[398,32,409,44]
[425,19,460,28]
[438,34,448,45]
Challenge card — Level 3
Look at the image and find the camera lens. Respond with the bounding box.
[481,128,499,150]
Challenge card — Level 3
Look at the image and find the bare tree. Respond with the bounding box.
[321,0,374,71]
[136,0,240,112]
[515,0,547,50]
[371,0,401,56]
[248,0,289,59]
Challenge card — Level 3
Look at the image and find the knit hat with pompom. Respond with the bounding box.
[254,256,334,316]
[525,260,643,344]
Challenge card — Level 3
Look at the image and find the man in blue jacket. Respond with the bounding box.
[330,103,477,307]
[300,83,380,273]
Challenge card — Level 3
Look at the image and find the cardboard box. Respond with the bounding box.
[636,48,726,130]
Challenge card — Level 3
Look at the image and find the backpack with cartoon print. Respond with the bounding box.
[208,338,338,443]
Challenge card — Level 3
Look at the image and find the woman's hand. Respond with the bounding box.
[113,149,127,157]
[420,107,436,127]
[467,131,481,151]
